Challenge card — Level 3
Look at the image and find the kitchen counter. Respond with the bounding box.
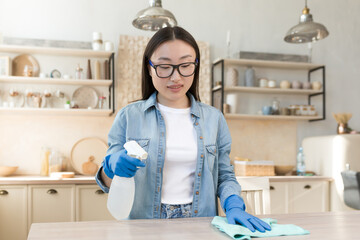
[0,175,332,185]
[0,175,96,185]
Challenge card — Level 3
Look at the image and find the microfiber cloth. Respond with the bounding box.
[211,216,310,240]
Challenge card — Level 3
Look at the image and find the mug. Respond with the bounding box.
[311,81,322,90]
[267,79,276,88]
[262,106,272,115]
[280,80,291,89]
[259,78,268,88]
[291,80,302,89]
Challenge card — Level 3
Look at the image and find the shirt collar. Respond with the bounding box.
[143,92,200,118]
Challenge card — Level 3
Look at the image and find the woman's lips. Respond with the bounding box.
[167,84,183,92]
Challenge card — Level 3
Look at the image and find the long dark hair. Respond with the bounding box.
[141,26,201,101]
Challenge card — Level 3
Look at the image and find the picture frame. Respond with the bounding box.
[0,56,11,76]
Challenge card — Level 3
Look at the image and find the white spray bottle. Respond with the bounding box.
[107,140,148,220]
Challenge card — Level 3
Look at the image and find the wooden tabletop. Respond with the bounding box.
[27,211,360,240]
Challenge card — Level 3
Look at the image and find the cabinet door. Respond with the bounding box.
[289,181,329,213]
[269,182,289,214]
[28,185,75,229]
[0,185,27,240]
[75,185,114,221]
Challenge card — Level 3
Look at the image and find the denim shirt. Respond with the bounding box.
[96,92,241,219]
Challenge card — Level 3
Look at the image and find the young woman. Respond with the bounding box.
[96,26,271,233]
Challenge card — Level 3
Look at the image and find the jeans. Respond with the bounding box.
[160,203,192,219]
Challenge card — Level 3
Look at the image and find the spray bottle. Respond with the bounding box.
[107,140,148,220]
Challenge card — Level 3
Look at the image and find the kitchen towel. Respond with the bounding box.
[211,216,309,240]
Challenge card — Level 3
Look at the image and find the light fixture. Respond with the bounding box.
[132,0,177,31]
[284,0,329,43]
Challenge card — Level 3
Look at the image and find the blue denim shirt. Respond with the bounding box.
[96,92,241,219]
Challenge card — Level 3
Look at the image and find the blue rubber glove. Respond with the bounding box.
[103,149,146,179]
[224,194,271,233]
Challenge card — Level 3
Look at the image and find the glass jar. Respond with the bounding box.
[99,96,106,109]
[271,98,280,115]
[75,64,84,79]
[40,147,51,176]
[49,151,62,173]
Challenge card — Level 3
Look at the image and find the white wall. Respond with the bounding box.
[0,0,359,172]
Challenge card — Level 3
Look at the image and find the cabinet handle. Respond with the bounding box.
[0,190,9,195]
[47,189,58,194]
[95,189,104,195]
[304,185,311,189]
[270,186,275,190]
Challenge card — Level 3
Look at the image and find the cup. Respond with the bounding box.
[303,82,312,89]
[311,81,322,90]
[226,93,238,114]
[104,41,114,52]
[280,80,291,89]
[267,79,276,88]
[291,80,302,89]
[39,73,47,78]
[280,107,289,115]
[262,106,272,115]
[259,78,268,88]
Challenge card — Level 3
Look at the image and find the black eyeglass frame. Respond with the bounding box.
[149,59,199,78]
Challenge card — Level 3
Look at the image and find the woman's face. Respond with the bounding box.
[149,39,196,108]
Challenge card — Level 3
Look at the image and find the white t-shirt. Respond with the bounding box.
[158,103,198,204]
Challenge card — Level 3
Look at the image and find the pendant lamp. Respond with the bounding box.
[284,0,329,43]
[132,0,177,31]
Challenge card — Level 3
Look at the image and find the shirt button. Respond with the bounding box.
[201,154,204,158]
[157,187,160,192]
[200,136,203,140]
[170,206,174,210]
[196,191,199,195]
[214,149,216,153]
[161,132,164,137]
[195,122,199,126]
[198,172,201,177]
[194,210,198,214]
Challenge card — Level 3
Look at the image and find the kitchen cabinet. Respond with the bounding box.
[0,45,115,116]
[211,58,325,121]
[75,185,114,221]
[28,185,75,229]
[269,179,330,214]
[0,185,27,240]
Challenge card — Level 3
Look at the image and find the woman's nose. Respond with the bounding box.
[170,68,181,82]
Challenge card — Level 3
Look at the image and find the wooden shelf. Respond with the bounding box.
[0,107,113,116]
[213,86,323,95]
[0,45,114,58]
[213,58,324,70]
[225,113,322,121]
[0,76,112,86]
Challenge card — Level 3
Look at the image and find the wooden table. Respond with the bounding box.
[27,211,360,240]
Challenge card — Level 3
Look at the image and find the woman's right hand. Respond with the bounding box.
[103,149,146,179]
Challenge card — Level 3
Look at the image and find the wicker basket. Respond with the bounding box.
[234,160,275,176]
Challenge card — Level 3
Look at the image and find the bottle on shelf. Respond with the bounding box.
[296,147,306,176]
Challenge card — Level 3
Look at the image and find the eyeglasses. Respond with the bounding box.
[149,59,198,78]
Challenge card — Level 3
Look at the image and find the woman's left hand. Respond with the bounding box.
[224,194,271,232]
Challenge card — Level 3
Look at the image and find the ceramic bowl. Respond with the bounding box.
[274,165,294,176]
[0,166,18,177]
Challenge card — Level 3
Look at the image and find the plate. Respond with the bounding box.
[70,137,108,175]
[72,86,98,109]
[12,54,40,77]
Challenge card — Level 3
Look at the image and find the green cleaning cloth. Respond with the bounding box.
[211,216,310,240]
